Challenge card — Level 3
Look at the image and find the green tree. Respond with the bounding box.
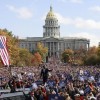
[84,54,98,65]
[83,46,100,65]
[18,48,33,66]
[62,49,74,63]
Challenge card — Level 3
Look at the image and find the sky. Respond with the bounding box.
[0,0,100,47]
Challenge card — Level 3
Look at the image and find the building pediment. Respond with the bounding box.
[42,37,60,41]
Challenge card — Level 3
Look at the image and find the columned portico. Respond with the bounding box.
[46,41,59,57]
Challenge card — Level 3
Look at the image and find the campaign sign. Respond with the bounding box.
[47,80,56,88]
[35,80,43,85]
[48,94,64,100]
[97,82,100,86]
[59,80,66,88]
[84,86,91,95]
[67,74,73,81]
[79,76,84,81]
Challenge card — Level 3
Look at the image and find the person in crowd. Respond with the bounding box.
[40,65,52,85]
[0,58,100,100]
[8,77,16,93]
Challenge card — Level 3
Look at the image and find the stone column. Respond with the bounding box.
[57,42,59,58]
[53,42,54,56]
[50,42,51,56]
[44,41,45,47]
[87,43,89,50]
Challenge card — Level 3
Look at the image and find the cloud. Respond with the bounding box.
[58,0,83,3]
[74,18,100,29]
[42,12,72,24]
[55,13,100,29]
[89,6,100,12]
[55,13,72,24]
[42,13,99,46]
[70,0,83,3]
[42,12,100,29]
[68,32,99,46]
[7,5,33,19]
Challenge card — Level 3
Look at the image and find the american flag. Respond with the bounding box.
[0,36,10,66]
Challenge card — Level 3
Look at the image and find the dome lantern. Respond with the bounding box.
[50,5,52,11]
[46,6,57,19]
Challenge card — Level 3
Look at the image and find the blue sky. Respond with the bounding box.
[0,0,100,46]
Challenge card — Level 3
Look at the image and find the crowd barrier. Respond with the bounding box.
[0,88,29,98]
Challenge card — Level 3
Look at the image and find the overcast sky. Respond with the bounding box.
[0,0,100,47]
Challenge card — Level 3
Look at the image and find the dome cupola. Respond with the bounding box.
[43,6,60,38]
[46,6,57,19]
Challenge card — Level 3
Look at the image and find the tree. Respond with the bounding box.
[83,46,100,65]
[37,42,48,62]
[62,49,74,63]
[84,54,98,65]
[87,46,97,56]
[31,52,42,66]
[18,48,33,66]
[31,49,37,55]
[97,47,100,56]
[0,29,34,66]
[0,29,19,66]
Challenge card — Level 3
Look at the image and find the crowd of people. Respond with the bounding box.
[0,58,100,100]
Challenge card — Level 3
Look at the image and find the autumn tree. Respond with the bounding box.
[0,29,34,66]
[62,49,74,63]
[31,52,42,66]
[0,29,19,66]
[37,42,48,62]
[83,46,100,65]
[18,48,33,66]
[97,47,100,56]
[87,46,97,56]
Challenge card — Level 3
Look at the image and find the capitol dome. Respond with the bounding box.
[46,6,57,19]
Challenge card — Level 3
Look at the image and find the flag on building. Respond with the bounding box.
[0,36,10,66]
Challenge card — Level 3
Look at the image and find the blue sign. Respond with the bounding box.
[97,82,100,86]
[59,80,66,88]
[84,86,91,95]
[47,80,56,88]
[49,94,64,100]
[35,80,43,85]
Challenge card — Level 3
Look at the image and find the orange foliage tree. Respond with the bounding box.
[37,42,48,62]
[0,29,19,66]
[31,52,42,65]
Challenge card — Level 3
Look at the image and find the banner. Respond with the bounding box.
[0,36,9,66]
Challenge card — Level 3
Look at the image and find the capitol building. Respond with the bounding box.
[19,6,90,57]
